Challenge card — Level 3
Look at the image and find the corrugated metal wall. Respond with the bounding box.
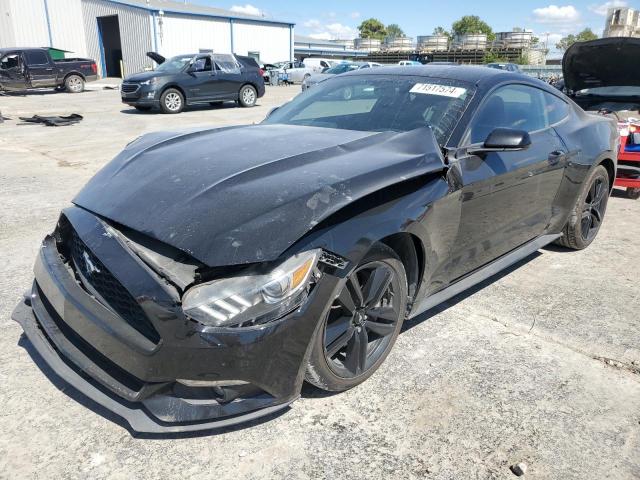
[81,0,152,77]
[3,0,49,47]
[232,21,291,63]
[47,0,88,56]
[158,13,232,57]
[0,0,16,47]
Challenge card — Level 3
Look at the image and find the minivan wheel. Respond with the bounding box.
[305,243,407,392]
[160,88,184,114]
[65,75,85,93]
[555,165,610,250]
[238,85,257,107]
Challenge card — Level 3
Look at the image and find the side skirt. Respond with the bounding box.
[410,233,561,318]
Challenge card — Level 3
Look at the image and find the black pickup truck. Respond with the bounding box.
[0,48,98,93]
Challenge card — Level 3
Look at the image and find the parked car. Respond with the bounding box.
[486,62,521,73]
[563,37,640,199]
[398,60,422,66]
[120,52,265,113]
[278,61,315,84]
[301,61,382,90]
[0,47,97,93]
[301,58,335,72]
[13,65,618,433]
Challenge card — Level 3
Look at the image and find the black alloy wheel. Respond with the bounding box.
[555,164,610,250]
[580,175,607,242]
[306,243,407,391]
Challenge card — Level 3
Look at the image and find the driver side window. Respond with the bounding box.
[0,54,20,70]
[193,56,212,72]
[469,84,547,144]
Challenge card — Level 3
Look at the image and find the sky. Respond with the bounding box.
[205,0,640,55]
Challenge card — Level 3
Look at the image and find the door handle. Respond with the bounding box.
[45,68,53,71]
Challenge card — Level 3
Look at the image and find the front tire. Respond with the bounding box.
[160,88,184,114]
[555,165,610,250]
[65,75,84,93]
[238,85,257,107]
[305,243,408,392]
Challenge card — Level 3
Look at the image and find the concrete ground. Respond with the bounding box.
[0,83,639,480]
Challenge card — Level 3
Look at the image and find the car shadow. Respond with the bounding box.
[611,188,635,199]
[1,89,84,97]
[120,101,258,115]
[16,334,290,440]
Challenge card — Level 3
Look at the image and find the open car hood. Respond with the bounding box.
[73,124,446,267]
[563,37,640,92]
[146,51,165,65]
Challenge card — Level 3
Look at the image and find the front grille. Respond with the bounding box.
[67,228,161,344]
[121,83,139,93]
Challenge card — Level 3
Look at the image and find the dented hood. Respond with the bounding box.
[563,37,640,92]
[73,124,445,266]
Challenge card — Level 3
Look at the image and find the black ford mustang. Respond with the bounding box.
[13,66,618,433]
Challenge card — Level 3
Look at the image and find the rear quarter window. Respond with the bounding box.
[544,92,570,125]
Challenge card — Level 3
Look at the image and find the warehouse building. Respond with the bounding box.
[0,0,294,77]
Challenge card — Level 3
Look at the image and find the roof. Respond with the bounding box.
[294,35,343,46]
[102,0,294,25]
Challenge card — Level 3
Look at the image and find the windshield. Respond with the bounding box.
[156,55,193,73]
[577,86,640,97]
[325,64,360,74]
[263,75,475,145]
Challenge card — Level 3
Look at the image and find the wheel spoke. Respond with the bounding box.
[366,306,397,322]
[592,207,602,224]
[581,213,592,238]
[362,267,392,307]
[344,327,368,374]
[326,323,355,358]
[347,274,364,306]
[337,286,357,313]
[365,319,395,337]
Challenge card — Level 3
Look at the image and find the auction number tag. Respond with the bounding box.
[410,83,467,98]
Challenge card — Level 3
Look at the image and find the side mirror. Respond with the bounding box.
[469,128,531,154]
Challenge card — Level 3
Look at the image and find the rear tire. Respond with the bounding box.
[555,165,609,250]
[65,75,84,93]
[160,88,184,114]
[626,187,640,200]
[238,85,257,107]
[305,243,407,392]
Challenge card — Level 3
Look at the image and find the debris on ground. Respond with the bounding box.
[510,462,528,476]
[18,114,83,127]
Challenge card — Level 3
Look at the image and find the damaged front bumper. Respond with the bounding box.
[12,207,342,433]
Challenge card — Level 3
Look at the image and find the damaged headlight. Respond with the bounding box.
[139,78,158,86]
[182,249,320,328]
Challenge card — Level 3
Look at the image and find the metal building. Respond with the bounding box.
[0,0,294,77]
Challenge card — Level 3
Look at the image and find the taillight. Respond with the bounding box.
[91,63,97,74]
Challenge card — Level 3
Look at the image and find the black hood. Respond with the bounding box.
[146,51,165,65]
[563,37,640,92]
[73,124,445,267]
[124,71,167,82]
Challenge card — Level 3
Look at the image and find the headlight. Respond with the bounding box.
[139,78,157,86]
[182,249,320,328]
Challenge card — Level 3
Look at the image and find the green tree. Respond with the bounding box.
[555,28,598,51]
[386,23,404,39]
[432,26,451,39]
[451,15,495,41]
[483,51,506,64]
[358,18,387,40]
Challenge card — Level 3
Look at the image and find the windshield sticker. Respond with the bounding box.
[410,83,467,98]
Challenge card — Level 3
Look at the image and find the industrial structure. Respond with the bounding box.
[0,0,294,77]
[361,29,546,65]
[603,6,640,37]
